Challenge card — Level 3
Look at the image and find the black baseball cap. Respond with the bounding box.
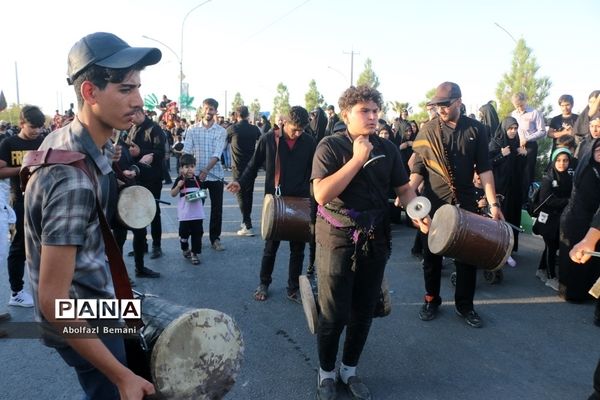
[429,82,462,105]
[67,32,162,85]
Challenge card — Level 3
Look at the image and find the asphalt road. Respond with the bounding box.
[0,169,598,400]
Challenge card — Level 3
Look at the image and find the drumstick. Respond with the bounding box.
[584,251,600,258]
[202,169,228,185]
[487,213,525,233]
[155,199,171,205]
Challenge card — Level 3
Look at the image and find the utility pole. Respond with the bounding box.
[15,62,20,106]
[343,49,359,87]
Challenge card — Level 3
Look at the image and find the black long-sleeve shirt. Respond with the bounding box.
[239,128,316,197]
[129,116,165,184]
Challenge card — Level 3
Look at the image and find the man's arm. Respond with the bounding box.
[38,245,154,399]
[479,170,504,220]
[0,159,19,179]
[394,182,430,233]
[313,135,371,205]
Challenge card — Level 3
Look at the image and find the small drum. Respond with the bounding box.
[428,204,514,271]
[261,194,311,242]
[185,189,206,202]
[117,186,156,229]
[126,297,244,399]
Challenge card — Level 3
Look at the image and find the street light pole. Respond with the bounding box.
[180,0,211,104]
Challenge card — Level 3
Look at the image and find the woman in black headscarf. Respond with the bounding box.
[479,101,500,142]
[308,107,327,143]
[489,116,527,252]
[559,138,600,302]
[534,148,573,291]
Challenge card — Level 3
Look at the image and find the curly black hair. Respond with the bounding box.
[338,85,383,112]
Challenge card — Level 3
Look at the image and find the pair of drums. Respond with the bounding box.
[126,296,244,399]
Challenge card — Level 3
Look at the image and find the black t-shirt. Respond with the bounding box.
[311,132,408,212]
[412,116,491,213]
[227,120,261,171]
[172,175,201,197]
[549,113,578,150]
[0,134,44,203]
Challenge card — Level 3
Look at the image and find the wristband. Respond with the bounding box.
[490,203,500,208]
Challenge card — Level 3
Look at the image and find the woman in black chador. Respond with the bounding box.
[559,138,600,302]
[489,116,527,251]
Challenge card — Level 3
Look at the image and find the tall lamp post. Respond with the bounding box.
[143,0,211,105]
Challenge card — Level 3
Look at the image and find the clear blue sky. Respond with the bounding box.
[1,0,598,119]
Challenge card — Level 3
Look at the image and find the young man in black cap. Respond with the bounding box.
[410,81,503,328]
[23,32,161,399]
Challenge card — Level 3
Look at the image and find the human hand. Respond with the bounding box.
[501,146,510,156]
[517,147,527,156]
[414,216,431,234]
[519,138,527,148]
[122,170,136,179]
[353,135,373,164]
[569,238,595,264]
[117,372,155,400]
[112,145,122,163]
[490,205,504,221]
[225,181,241,193]
[140,154,153,165]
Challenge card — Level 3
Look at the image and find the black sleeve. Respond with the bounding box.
[172,175,182,190]
[474,125,492,174]
[311,138,338,182]
[0,138,12,164]
[226,125,234,144]
[238,134,266,189]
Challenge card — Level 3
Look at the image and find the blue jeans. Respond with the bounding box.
[56,337,126,400]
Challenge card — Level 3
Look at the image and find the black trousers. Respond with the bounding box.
[259,239,305,293]
[420,230,477,312]
[233,168,254,229]
[113,222,147,270]
[316,220,388,372]
[202,180,224,244]
[179,219,204,254]
[142,179,163,249]
[7,201,25,293]
[522,141,538,204]
[590,358,600,400]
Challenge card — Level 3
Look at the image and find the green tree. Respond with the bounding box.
[231,92,245,113]
[249,98,261,122]
[304,79,324,112]
[356,58,380,89]
[388,101,410,116]
[495,38,552,119]
[272,83,291,123]
[0,103,22,125]
[411,88,437,123]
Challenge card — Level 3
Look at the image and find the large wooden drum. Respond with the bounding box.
[117,186,156,229]
[126,297,244,399]
[428,204,513,271]
[261,194,311,242]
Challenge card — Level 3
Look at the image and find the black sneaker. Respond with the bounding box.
[455,309,483,328]
[341,376,372,400]
[135,267,160,278]
[419,301,439,321]
[150,247,163,259]
[316,375,337,400]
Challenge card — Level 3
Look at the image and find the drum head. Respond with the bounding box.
[428,204,459,255]
[299,275,318,335]
[260,194,275,241]
[117,186,156,229]
[151,308,244,400]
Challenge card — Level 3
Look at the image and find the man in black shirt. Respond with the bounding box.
[312,86,424,400]
[226,106,315,302]
[411,82,503,329]
[227,106,261,236]
[325,105,339,137]
[0,105,45,307]
[548,94,579,151]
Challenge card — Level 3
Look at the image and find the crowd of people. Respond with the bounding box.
[0,30,599,400]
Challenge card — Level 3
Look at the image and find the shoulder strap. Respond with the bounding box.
[21,148,135,301]
[274,129,281,197]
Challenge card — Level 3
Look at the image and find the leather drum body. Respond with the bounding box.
[261,194,311,242]
[428,204,514,271]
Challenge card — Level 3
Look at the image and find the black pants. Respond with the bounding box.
[202,180,224,244]
[308,196,317,268]
[7,201,25,293]
[259,239,305,293]
[590,358,600,400]
[522,141,538,204]
[539,232,560,279]
[233,168,254,229]
[316,221,388,372]
[179,219,204,254]
[113,222,147,270]
[142,179,163,249]
[420,230,477,312]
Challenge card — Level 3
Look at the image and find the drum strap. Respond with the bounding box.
[20,149,137,304]
[274,129,282,197]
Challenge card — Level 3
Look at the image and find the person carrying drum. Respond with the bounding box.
[23,32,161,399]
[311,85,426,400]
[225,106,316,303]
[170,153,205,265]
[410,82,504,329]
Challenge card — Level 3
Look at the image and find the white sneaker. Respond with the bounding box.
[545,277,559,291]
[535,269,547,283]
[9,290,34,307]
[237,226,255,237]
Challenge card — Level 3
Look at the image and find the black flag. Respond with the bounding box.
[0,91,7,112]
